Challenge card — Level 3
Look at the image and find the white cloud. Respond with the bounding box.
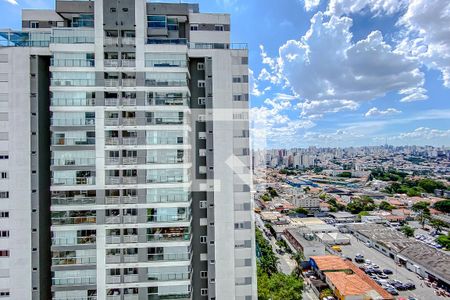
[365,107,401,117]
[397,0,450,87]
[298,99,359,117]
[249,68,264,97]
[261,12,426,118]
[398,127,450,140]
[303,0,321,11]
[5,0,18,4]
[326,0,408,16]
[303,129,364,146]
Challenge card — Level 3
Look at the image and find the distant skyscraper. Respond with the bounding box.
[0,1,256,299]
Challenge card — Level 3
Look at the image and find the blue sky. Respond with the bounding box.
[1,0,449,148]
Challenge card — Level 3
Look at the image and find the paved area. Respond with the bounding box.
[340,234,442,299]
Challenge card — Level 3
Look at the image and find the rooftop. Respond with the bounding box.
[325,272,374,296]
[310,255,350,271]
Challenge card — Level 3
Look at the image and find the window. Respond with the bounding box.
[233,95,242,101]
[215,25,224,31]
[200,236,207,244]
[197,80,205,88]
[122,8,129,12]
[232,76,242,83]
[0,291,9,297]
[30,21,39,29]
[190,24,198,31]
[110,7,116,13]
[198,97,206,105]
[199,201,207,209]
[148,15,167,28]
[0,250,9,257]
[0,212,8,218]
[209,240,215,245]
[167,18,179,31]
[197,62,204,70]
[0,172,7,179]
[0,156,7,160]
[0,231,8,238]
[0,192,8,199]
[200,271,208,278]
[201,289,208,296]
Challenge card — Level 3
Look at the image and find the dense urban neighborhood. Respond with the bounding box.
[254,146,450,300]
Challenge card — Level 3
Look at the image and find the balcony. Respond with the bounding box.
[147,272,191,282]
[146,117,184,125]
[146,38,187,45]
[122,118,137,126]
[51,36,95,44]
[122,98,136,106]
[106,275,121,284]
[122,79,136,87]
[124,295,138,300]
[53,276,96,286]
[104,37,119,45]
[123,215,138,223]
[51,158,96,167]
[52,216,96,225]
[148,294,191,300]
[51,98,96,106]
[147,214,190,223]
[146,157,184,164]
[51,196,96,206]
[52,236,96,246]
[51,118,95,126]
[122,37,135,45]
[51,79,95,87]
[105,216,121,224]
[51,59,95,68]
[123,137,138,145]
[147,233,190,243]
[144,79,187,87]
[51,177,96,186]
[147,97,189,106]
[52,137,95,146]
[146,175,185,184]
[123,254,138,263]
[123,235,138,243]
[105,196,120,204]
[52,256,96,266]
[123,157,138,164]
[105,236,121,244]
[121,59,136,67]
[146,137,184,145]
[146,194,189,204]
[123,274,139,283]
[104,59,120,67]
[104,118,120,126]
[105,98,120,106]
[145,60,187,68]
[106,157,120,165]
[105,79,120,87]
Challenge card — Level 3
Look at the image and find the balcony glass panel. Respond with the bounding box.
[51,72,95,86]
[146,131,185,145]
[52,131,95,146]
[52,210,96,225]
[145,72,187,87]
[51,112,95,126]
[146,188,190,203]
[145,53,187,68]
[52,150,95,166]
[147,207,190,223]
[146,169,187,183]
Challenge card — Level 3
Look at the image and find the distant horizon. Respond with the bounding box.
[252,144,450,151]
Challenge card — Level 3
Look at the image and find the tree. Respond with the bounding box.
[434,200,450,213]
[291,251,305,278]
[294,207,309,215]
[412,201,431,228]
[417,178,447,193]
[430,219,447,234]
[255,228,278,275]
[337,171,352,178]
[436,233,450,250]
[267,187,279,197]
[257,268,303,300]
[319,288,334,300]
[346,197,375,214]
[357,211,370,220]
[379,201,395,211]
[261,193,271,202]
[401,225,415,237]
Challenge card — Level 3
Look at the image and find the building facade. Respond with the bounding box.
[0,1,256,299]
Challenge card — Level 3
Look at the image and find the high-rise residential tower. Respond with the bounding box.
[0,1,256,299]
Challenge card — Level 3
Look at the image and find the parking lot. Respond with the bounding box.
[340,234,440,299]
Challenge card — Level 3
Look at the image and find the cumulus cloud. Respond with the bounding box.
[365,107,401,117]
[298,99,359,118]
[303,129,364,146]
[326,0,408,16]
[397,0,450,87]
[303,0,321,11]
[5,0,18,4]
[260,12,427,117]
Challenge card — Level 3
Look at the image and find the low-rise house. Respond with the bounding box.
[284,228,326,259]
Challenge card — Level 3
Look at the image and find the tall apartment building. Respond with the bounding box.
[0,1,256,299]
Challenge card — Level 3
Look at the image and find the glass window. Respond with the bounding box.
[147,15,166,28]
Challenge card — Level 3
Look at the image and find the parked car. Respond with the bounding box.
[383,269,393,275]
[386,288,399,295]
[378,274,388,279]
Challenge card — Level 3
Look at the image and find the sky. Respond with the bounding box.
[1,0,449,149]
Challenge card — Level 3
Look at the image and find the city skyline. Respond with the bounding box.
[1,0,449,149]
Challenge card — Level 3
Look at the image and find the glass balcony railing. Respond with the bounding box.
[147,38,187,45]
[146,194,190,203]
[146,156,184,164]
[146,98,189,106]
[51,36,94,44]
[104,196,138,204]
[52,256,97,266]
[146,137,184,145]
[144,79,187,87]
[147,252,190,262]
[51,158,96,167]
[147,273,191,282]
[51,79,96,87]
[52,236,96,246]
[51,196,96,206]
[145,60,187,68]
[105,215,138,224]
[51,137,95,146]
[147,232,190,243]
[51,59,95,67]
[146,175,186,184]
[51,98,96,106]
[147,214,190,223]
[53,276,96,286]
[105,177,138,185]
[52,216,96,225]
[51,118,95,126]
[148,294,191,300]
[51,177,96,186]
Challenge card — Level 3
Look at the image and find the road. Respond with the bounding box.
[340,234,441,299]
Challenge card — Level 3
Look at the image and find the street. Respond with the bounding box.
[340,234,440,299]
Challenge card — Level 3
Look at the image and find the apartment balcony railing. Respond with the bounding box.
[105,234,138,244]
[147,252,190,262]
[51,118,95,126]
[123,137,138,145]
[105,216,121,224]
[147,232,190,243]
[104,59,136,67]
[122,37,135,45]
[122,98,137,106]
[146,38,187,45]
[146,175,185,184]
[52,137,95,146]
[146,117,185,125]
[146,157,184,164]
[123,157,138,164]
[148,294,190,300]
[122,118,137,126]
[105,137,120,146]
[51,177,96,186]
[104,59,120,67]
[52,256,97,266]
[122,59,136,67]
[106,296,121,300]
[147,214,190,223]
[104,37,119,45]
[51,79,96,87]
[122,79,136,87]
[106,275,121,284]
[146,137,184,145]
[105,236,121,244]
[123,215,138,223]
[54,297,97,300]
[51,36,95,44]
[51,98,96,106]
[123,274,139,283]
[105,157,120,165]
[51,196,96,206]
[52,216,96,225]
[53,276,96,286]
[52,235,96,246]
[144,79,187,87]
[146,98,189,106]
[105,98,120,106]
[145,60,187,68]
[146,194,190,203]
[123,295,138,300]
[188,42,248,50]
[123,255,139,263]
[51,158,96,167]
[104,118,120,126]
[51,59,95,67]
[104,79,120,87]
[123,235,138,243]
[147,272,191,282]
